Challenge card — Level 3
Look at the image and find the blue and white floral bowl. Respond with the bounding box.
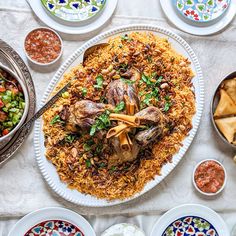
[41,0,106,23]
[162,216,218,236]
[174,0,231,23]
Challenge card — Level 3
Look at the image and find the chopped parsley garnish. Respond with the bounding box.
[147,55,153,63]
[50,115,64,125]
[83,143,91,151]
[81,87,87,97]
[140,73,162,106]
[94,75,104,89]
[109,166,117,173]
[65,134,76,143]
[85,159,91,168]
[98,162,106,168]
[121,34,133,42]
[163,95,172,112]
[90,110,111,136]
[121,78,135,85]
[114,101,125,113]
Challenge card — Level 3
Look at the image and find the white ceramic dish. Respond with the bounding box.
[0,63,29,148]
[160,0,236,36]
[192,159,227,196]
[34,24,204,207]
[102,223,145,236]
[24,27,63,67]
[150,204,230,236]
[26,0,117,36]
[8,207,96,236]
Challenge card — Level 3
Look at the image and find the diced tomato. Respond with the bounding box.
[0,87,6,92]
[0,111,7,122]
[11,87,19,95]
[2,129,9,136]
[0,99,4,108]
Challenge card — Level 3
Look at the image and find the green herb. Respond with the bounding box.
[85,159,91,168]
[109,166,117,173]
[50,115,64,125]
[95,143,103,154]
[65,134,76,143]
[90,110,111,136]
[163,95,172,112]
[143,93,152,105]
[114,101,125,113]
[121,34,133,42]
[98,162,106,168]
[94,75,104,89]
[83,143,91,151]
[147,55,153,63]
[118,44,123,48]
[121,78,135,85]
[81,87,87,97]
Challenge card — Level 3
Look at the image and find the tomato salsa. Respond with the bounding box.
[194,160,225,194]
[25,28,61,64]
[0,68,25,137]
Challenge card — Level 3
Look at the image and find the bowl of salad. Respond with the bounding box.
[0,64,29,147]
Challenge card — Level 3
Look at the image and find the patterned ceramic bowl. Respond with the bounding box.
[41,0,106,23]
[174,0,231,23]
[162,216,219,236]
[8,207,96,236]
[24,220,84,236]
[151,204,229,236]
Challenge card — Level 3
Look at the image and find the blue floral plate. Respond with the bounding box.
[151,204,229,236]
[8,207,96,236]
[173,0,231,23]
[41,0,106,23]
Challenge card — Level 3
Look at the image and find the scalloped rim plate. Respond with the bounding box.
[34,24,204,207]
[150,204,229,236]
[8,207,96,236]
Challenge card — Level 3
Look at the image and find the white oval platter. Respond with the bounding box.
[8,207,96,236]
[151,204,229,236]
[34,24,204,207]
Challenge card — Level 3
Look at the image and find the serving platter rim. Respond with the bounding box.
[34,24,204,207]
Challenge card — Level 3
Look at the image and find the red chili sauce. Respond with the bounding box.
[194,160,225,193]
[25,28,61,64]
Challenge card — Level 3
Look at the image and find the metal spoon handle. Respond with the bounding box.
[18,81,71,135]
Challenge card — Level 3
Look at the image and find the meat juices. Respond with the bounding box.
[194,160,225,194]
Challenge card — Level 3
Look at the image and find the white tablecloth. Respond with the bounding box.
[0,0,236,235]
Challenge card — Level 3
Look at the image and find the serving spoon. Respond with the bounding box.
[1,43,110,143]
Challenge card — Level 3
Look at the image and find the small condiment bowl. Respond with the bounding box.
[211,71,236,150]
[23,27,63,67]
[0,64,29,148]
[192,159,227,197]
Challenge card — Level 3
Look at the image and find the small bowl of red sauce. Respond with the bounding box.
[193,159,227,196]
[24,27,63,66]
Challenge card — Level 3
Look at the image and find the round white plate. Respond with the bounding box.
[26,0,117,35]
[8,207,96,236]
[160,0,236,36]
[151,204,229,236]
[34,24,204,207]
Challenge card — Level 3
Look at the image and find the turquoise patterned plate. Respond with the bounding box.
[174,0,231,23]
[41,0,106,23]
